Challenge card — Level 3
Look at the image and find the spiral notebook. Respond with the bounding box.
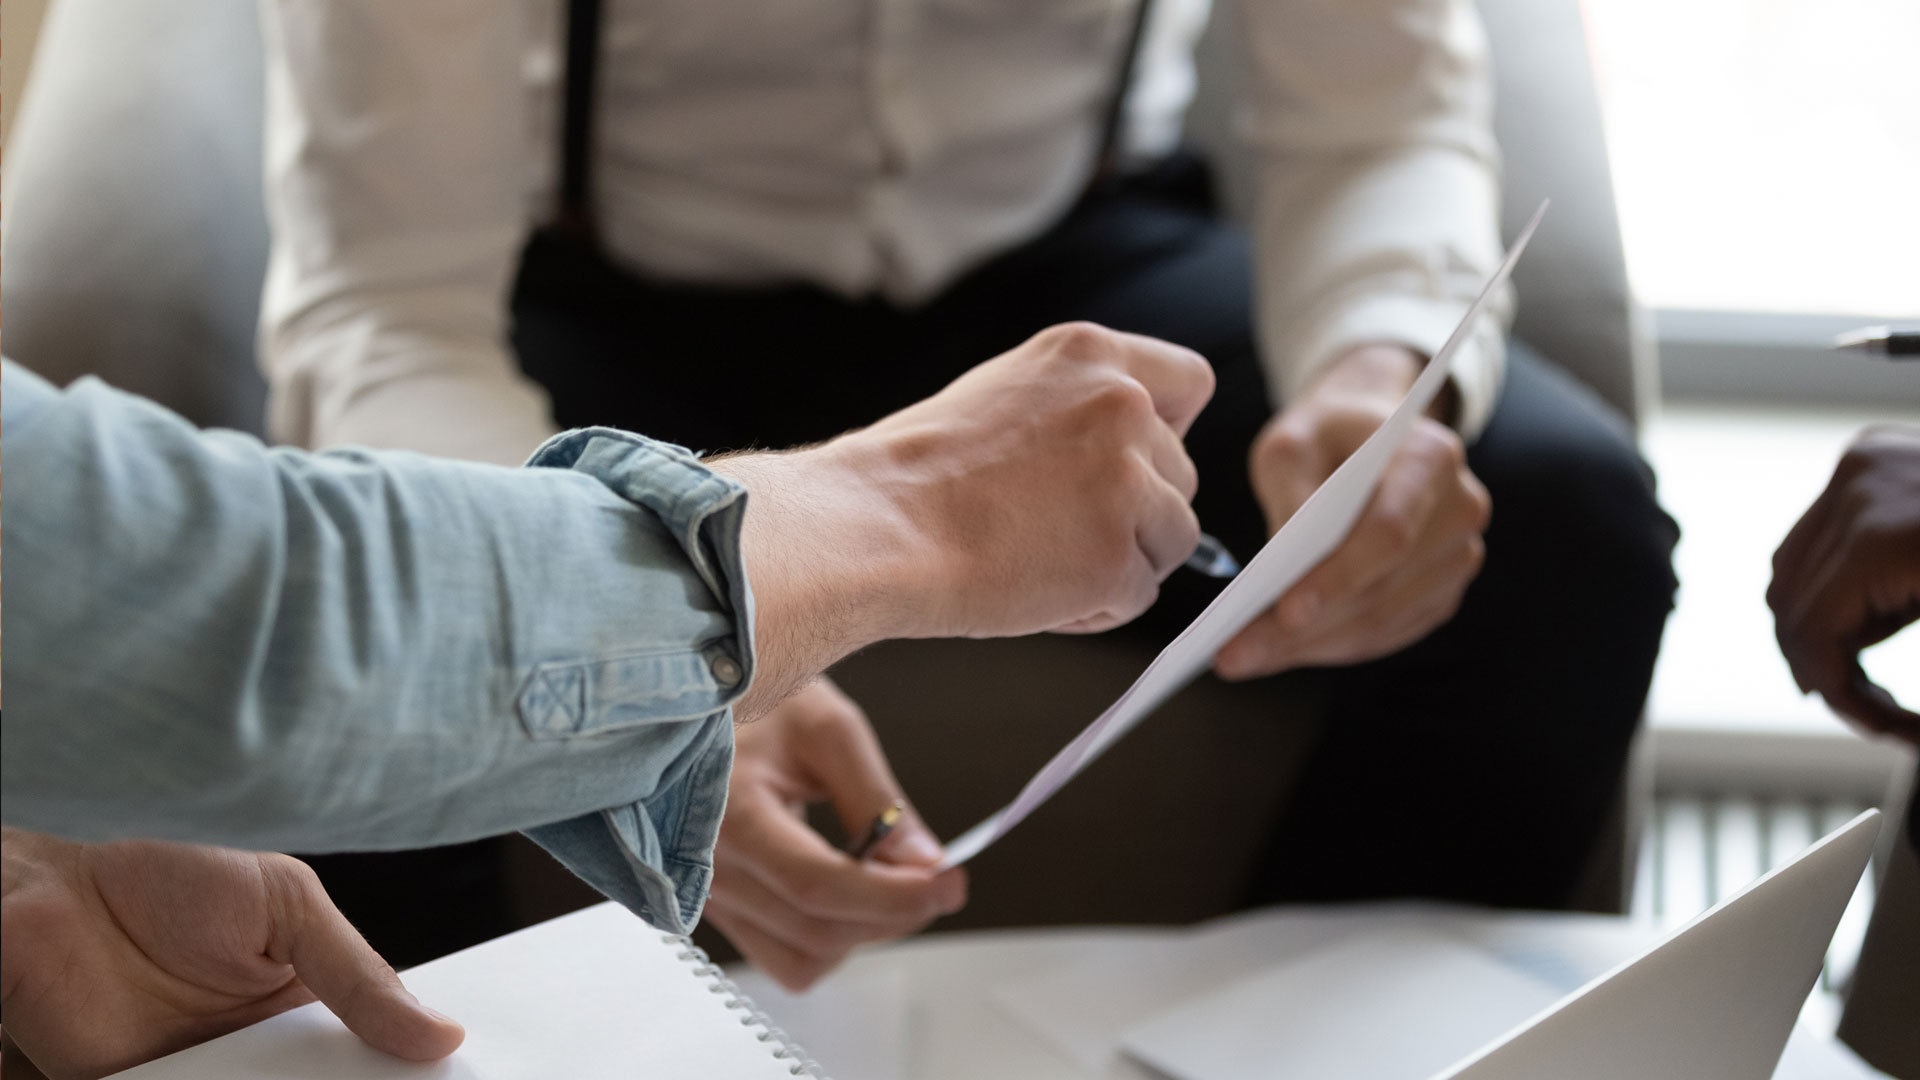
[112,902,824,1079]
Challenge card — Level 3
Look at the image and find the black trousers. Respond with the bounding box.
[311,175,1680,963]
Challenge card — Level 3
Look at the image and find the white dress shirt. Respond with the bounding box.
[260,0,1509,466]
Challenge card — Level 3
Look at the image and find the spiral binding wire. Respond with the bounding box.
[665,935,828,1078]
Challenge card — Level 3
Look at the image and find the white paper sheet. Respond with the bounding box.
[939,203,1549,868]
[1118,928,1567,1080]
[990,904,1501,1074]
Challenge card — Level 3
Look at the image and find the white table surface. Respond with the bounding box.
[727,903,1891,1080]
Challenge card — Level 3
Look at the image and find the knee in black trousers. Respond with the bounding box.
[1244,347,1679,910]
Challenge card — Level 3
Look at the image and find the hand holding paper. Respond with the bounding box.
[939,203,1549,869]
[704,678,966,993]
[1218,344,1492,677]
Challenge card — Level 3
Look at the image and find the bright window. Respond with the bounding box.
[1583,0,1920,319]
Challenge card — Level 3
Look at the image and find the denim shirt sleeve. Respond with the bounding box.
[1,360,747,934]
[514,428,757,934]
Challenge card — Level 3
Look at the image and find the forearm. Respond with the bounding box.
[2,366,749,854]
[260,0,550,465]
[263,318,559,465]
[1239,0,1509,437]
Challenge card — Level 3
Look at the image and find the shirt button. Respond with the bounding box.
[709,654,744,689]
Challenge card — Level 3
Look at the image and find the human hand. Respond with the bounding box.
[1768,424,1920,744]
[704,679,965,991]
[1214,345,1490,679]
[712,322,1212,717]
[0,829,464,1079]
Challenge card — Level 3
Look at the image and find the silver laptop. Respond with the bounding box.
[1439,809,1882,1080]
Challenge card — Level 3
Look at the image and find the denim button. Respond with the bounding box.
[709,653,743,688]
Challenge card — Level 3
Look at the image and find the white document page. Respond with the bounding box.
[113,903,808,1080]
[940,203,1549,868]
[1117,927,1567,1080]
[991,905,1461,1074]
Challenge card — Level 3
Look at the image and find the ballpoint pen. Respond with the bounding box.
[1185,532,1242,579]
[845,799,905,861]
[1833,326,1920,359]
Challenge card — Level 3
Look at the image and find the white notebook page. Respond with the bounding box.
[112,902,811,1079]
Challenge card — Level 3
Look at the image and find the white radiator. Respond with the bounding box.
[1636,795,1878,991]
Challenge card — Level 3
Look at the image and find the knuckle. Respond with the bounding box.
[1465,480,1493,531]
[1043,320,1113,358]
[1126,575,1161,621]
[1175,507,1202,552]
[1415,423,1467,467]
[1089,375,1156,429]
[1375,510,1420,555]
[1769,542,1792,575]
[1253,424,1311,470]
[263,853,325,905]
[1836,444,1873,476]
[1178,450,1201,494]
[1461,534,1487,575]
[1171,346,1216,397]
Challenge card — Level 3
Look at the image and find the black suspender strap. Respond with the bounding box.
[555,0,1153,230]
[556,0,604,238]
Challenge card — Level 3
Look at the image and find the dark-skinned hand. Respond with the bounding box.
[1767,424,1920,745]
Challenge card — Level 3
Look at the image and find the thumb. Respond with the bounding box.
[787,682,921,850]
[1248,427,1322,539]
[267,860,466,1062]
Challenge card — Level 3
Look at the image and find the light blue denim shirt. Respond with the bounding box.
[0,359,751,934]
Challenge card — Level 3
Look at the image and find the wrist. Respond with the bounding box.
[1303,344,1459,428]
[1305,344,1421,401]
[803,431,957,640]
[706,441,935,712]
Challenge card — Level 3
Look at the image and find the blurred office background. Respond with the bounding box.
[5,0,1917,1044]
[1577,0,1919,1005]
